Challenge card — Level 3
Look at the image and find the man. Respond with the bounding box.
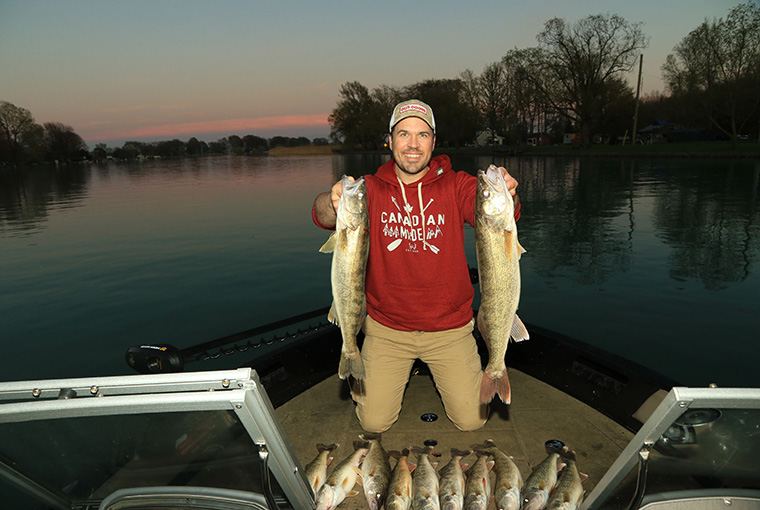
[312,99,520,432]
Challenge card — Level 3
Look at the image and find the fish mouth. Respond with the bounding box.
[480,166,506,193]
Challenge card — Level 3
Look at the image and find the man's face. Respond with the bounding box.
[389,116,436,183]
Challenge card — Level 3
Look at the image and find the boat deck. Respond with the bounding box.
[276,367,635,509]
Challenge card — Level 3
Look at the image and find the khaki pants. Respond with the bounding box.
[352,315,487,433]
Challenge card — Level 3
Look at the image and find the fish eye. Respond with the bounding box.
[483,190,491,199]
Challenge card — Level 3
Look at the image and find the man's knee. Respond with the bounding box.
[355,405,397,434]
[449,407,488,432]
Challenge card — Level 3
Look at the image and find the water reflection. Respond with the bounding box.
[506,158,636,285]
[651,160,760,290]
[0,166,89,236]
[1,155,759,386]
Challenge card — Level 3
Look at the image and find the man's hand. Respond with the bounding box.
[329,176,355,212]
[315,176,355,228]
[497,167,518,196]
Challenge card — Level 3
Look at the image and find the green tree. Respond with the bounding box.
[517,14,647,146]
[662,2,760,146]
[242,134,268,153]
[227,135,244,155]
[155,139,185,158]
[43,122,87,162]
[186,137,203,156]
[329,81,384,149]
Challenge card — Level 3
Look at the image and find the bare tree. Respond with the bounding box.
[662,2,760,146]
[0,101,39,166]
[520,14,647,146]
[479,62,509,143]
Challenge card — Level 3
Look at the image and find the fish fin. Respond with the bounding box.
[517,238,526,259]
[326,456,334,466]
[487,460,495,472]
[319,232,337,253]
[580,472,589,482]
[338,351,366,380]
[408,462,417,472]
[538,480,546,490]
[420,487,432,499]
[479,368,511,404]
[346,490,360,497]
[352,466,363,479]
[510,314,530,342]
[317,442,340,452]
[327,304,339,327]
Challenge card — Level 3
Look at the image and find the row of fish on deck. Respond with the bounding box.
[304,435,587,510]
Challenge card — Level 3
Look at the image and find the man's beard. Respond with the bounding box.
[394,155,431,176]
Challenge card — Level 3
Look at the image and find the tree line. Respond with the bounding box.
[94,135,330,162]
[330,3,760,149]
[0,104,332,167]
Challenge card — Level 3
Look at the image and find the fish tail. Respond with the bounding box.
[339,351,366,380]
[480,369,511,404]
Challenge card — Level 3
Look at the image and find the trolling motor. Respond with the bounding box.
[125,344,184,374]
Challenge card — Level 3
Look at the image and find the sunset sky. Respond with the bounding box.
[0,0,748,146]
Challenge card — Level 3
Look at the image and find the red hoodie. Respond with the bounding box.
[313,155,520,332]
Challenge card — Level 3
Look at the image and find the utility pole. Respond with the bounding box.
[631,54,643,145]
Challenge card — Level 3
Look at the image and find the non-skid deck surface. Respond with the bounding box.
[276,368,634,509]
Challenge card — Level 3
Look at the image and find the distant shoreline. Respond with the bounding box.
[268,141,759,159]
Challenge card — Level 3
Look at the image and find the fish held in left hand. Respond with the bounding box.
[319,175,370,381]
[475,165,528,404]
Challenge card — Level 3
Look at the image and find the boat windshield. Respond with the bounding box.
[0,369,312,510]
[583,387,760,509]
[1,410,270,508]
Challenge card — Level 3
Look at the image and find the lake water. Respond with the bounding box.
[1,154,759,388]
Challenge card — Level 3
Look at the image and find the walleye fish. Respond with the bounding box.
[385,448,416,510]
[475,164,528,404]
[319,175,369,380]
[359,433,391,510]
[412,445,440,510]
[546,450,587,510]
[314,440,368,510]
[474,440,522,510]
[521,442,567,510]
[304,443,339,495]
[439,448,471,510]
[463,450,493,510]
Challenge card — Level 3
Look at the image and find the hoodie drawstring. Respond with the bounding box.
[396,175,440,254]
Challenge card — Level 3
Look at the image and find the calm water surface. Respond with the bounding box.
[1,155,758,387]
